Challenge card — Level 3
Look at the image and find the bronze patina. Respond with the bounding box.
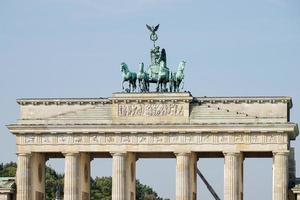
[121,24,185,92]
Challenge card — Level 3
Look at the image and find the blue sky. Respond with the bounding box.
[0,0,300,199]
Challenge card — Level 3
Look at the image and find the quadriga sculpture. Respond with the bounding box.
[120,24,186,93]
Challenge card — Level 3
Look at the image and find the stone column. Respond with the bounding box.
[238,154,244,200]
[78,153,91,200]
[30,153,46,200]
[189,153,198,200]
[224,152,242,200]
[176,153,190,200]
[126,153,136,200]
[64,153,79,200]
[273,151,289,200]
[111,152,126,200]
[16,153,31,200]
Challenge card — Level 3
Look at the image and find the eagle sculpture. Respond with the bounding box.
[146,24,160,34]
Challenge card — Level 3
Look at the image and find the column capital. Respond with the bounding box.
[16,152,31,157]
[110,152,127,157]
[63,152,79,157]
[223,151,242,157]
[273,151,289,156]
[174,152,191,157]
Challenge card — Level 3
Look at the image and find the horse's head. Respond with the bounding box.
[139,62,144,72]
[178,60,186,72]
[120,62,128,73]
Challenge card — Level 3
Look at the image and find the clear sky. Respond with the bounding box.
[0,0,300,199]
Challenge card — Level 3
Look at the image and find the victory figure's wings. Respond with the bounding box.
[146,24,153,32]
[154,24,160,32]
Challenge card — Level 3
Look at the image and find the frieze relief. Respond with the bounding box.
[20,133,288,145]
[118,103,184,117]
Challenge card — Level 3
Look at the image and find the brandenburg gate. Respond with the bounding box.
[6,25,299,200]
[7,93,299,200]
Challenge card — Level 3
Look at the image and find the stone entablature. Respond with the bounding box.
[7,93,298,154]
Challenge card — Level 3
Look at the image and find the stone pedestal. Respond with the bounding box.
[64,153,79,200]
[112,153,126,200]
[16,153,30,200]
[224,152,243,200]
[273,151,289,200]
[176,153,190,200]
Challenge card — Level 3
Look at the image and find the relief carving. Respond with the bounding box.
[138,136,148,144]
[25,136,35,144]
[170,135,179,143]
[106,135,116,143]
[74,136,82,143]
[91,135,99,143]
[58,136,68,144]
[118,103,184,117]
[201,135,212,143]
[121,135,131,143]
[185,135,194,143]
[24,133,285,145]
[267,134,277,143]
[219,135,229,143]
[234,134,243,143]
[153,135,164,143]
[251,135,259,143]
[42,136,51,144]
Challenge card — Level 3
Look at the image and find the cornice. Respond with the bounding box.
[194,96,292,108]
[6,123,298,139]
[16,96,292,108]
[17,98,110,106]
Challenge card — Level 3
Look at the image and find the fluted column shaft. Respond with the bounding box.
[112,153,126,200]
[273,151,289,200]
[224,152,242,200]
[64,153,79,200]
[176,153,190,200]
[16,153,30,200]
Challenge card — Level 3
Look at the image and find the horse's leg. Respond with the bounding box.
[146,81,149,92]
[142,79,146,92]
[133,77,137,92]
[138,79,141,92]
[122,80,125,91]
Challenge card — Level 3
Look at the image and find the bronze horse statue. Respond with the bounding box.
[156,60,169,92]
[137,62,149,92]
[121,62,137,92]
[171,61,186,92]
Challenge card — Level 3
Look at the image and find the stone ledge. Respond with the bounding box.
[16,95,292,107]
[194,96,292,108]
